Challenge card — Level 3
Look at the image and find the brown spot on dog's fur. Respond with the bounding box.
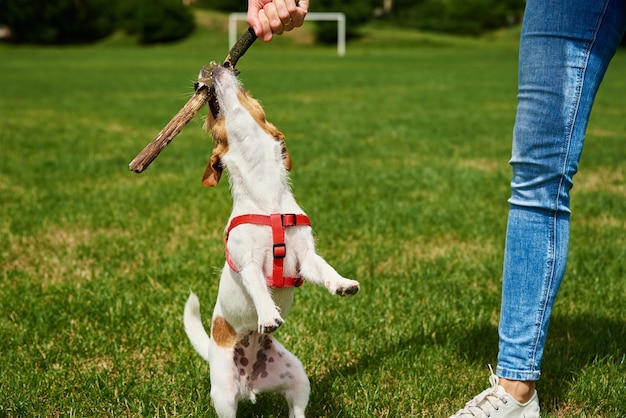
[251,351,269,381]
[212,316,237,347]
[240,335,251,347]
[234,348,249,366]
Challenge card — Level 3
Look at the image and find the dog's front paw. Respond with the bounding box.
[258,306,284,333]
[328,279,360,297]
[258,316,284,334]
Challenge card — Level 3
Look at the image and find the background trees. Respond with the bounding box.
[0,0,530,45]
[385,0,525,35]
[0,0,117,44]
[0,0,195,44]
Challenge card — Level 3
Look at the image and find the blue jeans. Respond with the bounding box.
[496,0,626,381]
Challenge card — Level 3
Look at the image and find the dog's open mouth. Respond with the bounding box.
[195,63,241,120]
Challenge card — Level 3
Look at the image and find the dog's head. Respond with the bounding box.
[200,65,291,187]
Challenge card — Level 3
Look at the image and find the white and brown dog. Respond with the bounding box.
[183,65,360,418]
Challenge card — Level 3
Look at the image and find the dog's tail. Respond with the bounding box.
[183,292,211,362]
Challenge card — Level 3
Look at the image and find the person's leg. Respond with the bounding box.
[497,0,626,388]
[450,1,626,416]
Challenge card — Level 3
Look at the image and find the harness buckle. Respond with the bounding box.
[281,213,297,227]
[273,243,286,258]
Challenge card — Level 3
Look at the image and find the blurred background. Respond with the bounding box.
[0,0,530,45]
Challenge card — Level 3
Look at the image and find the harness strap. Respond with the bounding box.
[225,213,311,288]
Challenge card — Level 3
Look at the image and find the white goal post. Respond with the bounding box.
[228,12,346,57]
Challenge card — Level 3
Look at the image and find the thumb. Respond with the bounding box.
[247,9,261,36]
[296,0,309,13]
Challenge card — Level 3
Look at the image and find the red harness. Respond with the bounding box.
[225,213,311,288]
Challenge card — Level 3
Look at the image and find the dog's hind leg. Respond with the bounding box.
[270,339,310,418]
[280,353,310,418]
[210,387,238,418]
[243,334,310,418]
[208,340,241,418]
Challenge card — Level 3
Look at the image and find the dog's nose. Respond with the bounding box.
[211,65,239,85]
[210,65,229,82]
[211,65,225,76]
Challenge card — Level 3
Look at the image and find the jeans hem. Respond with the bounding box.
[496,365,541,382]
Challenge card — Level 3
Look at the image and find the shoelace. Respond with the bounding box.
[454,365,509,418]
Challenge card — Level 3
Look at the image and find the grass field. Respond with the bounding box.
[1,11,625,417]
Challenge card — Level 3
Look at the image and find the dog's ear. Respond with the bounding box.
[202,152,223,187]
[203,113,228,186]
[277,132,292,171]
[282,142,292,171]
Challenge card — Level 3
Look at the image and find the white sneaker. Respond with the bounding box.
[449,367,540,418]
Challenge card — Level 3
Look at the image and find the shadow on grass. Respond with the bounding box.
[539,313,626,412]
[304,312,624,416]
[451,313,625,410]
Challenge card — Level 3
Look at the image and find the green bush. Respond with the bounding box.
[0,0,195,45]
[123,0,196,44]
[312,0,372,44]
[195,0,245,13]
[388,0,525,35]
[0,0,116,44]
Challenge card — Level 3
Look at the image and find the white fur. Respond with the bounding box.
[184,66,359,418]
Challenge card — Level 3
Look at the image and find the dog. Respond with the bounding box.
[183,65,360,418]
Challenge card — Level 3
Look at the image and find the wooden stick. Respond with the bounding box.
[224,26,258,69]
[129,27,257,173]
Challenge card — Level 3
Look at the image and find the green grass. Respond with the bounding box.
[1,12,625,417]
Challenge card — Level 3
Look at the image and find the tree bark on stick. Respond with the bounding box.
[129,27,257,173]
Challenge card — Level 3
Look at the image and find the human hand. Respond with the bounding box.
[247,0,309,42]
